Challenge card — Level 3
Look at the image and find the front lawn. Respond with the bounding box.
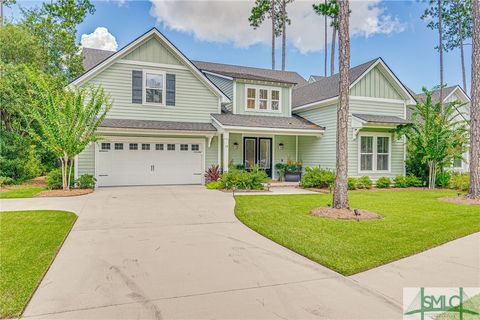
[0,186,45,199]
[235,190,480,276]
[0,210,77,318]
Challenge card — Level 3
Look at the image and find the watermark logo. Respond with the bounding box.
[403,287,480,320]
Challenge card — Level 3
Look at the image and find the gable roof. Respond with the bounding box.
[72,28,230,103]
[82,47,115,72]
[415,85,471,104]
[192,60,307,86]
[292,58,417,109]
[308,75,325,83]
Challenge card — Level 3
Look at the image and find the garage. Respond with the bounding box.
[95,138,204,187]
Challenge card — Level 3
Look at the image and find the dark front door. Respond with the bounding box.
[243,137,272,177]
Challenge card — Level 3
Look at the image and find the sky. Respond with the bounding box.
[4,0,473,94]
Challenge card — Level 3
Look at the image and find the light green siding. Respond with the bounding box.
[77,143,95,177]
[228,133,243,165]
[123,37,181,65]
[205,136,219,169]
[274,135,297,164]
[205,73,233,100]
[350,66,402,100]
[89,63,219,123]
[235,80,291,117]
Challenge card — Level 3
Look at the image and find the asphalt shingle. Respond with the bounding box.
[211,113,324,131]
[352,113,409,124]
[100,119,217,132]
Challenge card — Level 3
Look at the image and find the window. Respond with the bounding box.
[129,143,138,150]
[167,144,175,151]
[359,135,390,172]
[114,143,123,150]
[271,90,280,111]
[101,143,111,150]
[191,144,200,151]
[145,72,164,104]
[259,89,268,110]
[141,143,150,150]
[247,88,256,110]
[155,143,164,151]
[180,144,188,151]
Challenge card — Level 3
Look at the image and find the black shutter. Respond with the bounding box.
[132,70,143,104]
[166,73,176,106]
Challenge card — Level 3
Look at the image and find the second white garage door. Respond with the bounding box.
[96,138,204,187]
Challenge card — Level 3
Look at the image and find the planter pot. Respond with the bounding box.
[285,172,301,182]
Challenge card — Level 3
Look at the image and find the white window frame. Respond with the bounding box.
[358,133,392,173]
[244,85,282,113]
[143,69,166,106]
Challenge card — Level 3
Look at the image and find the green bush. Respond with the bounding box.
[75,174,96,189]
[219,166,268,190]
[436,171,452,188]
[394,176,408,188]
[46,169,63,190]
[348,177,358,190]
[357,176,373,189]
[300,167,335,188]
[376,177,391,188]
[0,176,14,186]
[405,174,423,187]
[450,173,469,191]
[206,181,222,189]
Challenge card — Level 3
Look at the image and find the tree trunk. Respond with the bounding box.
[467,0,480,199]
[67,158,74,191]
[281,0,286,71]
[438,0,444,105]
[271,0,276,70]
[333,0,350,209]
[459,25,467,92]
[331,23,337,76]
[324,0,327,77]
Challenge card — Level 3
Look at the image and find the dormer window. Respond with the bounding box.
[245,85,282,113]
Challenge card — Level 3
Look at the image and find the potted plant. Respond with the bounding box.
[284,160,303,182]
[275,163,287,181]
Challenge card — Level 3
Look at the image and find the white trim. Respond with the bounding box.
[203,70,233,80]
[69,28,230,103]
[117,59,188,70]
[217,135,221,166]
[289,88,293,117]
[216,125,324,136]
[272,135,275,179]
[142,69,166,106]
[444,86,471,103]
[357,133,392,174]
[350,95,405,105]
[232,80,237,114]
[292,97,338,113]
[244,84,282,114]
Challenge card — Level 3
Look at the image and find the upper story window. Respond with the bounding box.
[245,85,282,113]
[359,134,390,172]
[144,71,166,105]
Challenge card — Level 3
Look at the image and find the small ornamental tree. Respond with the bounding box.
[30,84,112,190]
[398,88,469,189]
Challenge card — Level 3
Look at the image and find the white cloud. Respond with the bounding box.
[81,27,118,51]
[149,0,405,54]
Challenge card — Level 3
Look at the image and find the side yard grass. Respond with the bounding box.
[235,190,480,276]
[0,186,45,199]
[0,210,77,318]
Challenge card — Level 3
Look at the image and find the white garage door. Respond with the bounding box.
[96,138,204,187]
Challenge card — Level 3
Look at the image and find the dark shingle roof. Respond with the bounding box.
[292,58,378,108]
[100,119,217,132]
[192,60,307,86]
[82,47,116,72]
[211,113,324,131]
[309,75,325,82]
[415,86,459,103]
[352,113,409,124]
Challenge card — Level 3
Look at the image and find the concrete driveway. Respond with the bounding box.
[1,186,402,319]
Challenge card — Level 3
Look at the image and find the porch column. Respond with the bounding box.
[295,135,298,161]
[223,131,229,172]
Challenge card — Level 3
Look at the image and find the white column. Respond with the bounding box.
[223,131,230,172]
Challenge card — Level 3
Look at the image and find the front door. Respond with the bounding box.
[243,137,272,177]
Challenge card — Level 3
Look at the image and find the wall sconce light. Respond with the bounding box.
[278,143,284,150]
[233,142,239,150]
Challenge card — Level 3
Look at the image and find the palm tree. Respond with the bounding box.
[467,0,479,199]
[249,0,278,70]
[333,0,349,209]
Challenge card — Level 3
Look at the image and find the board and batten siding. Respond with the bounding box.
[123,38,182,66]
[349,66,403,100]
[235,80,291,117]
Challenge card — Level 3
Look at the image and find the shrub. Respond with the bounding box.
[0,176,14,186]
[450,173,469,191]
[218,165,268,190]
[300,167,335,188]
[275,163,287,181]
[376,177,391,188]
[357,176,373,189]
[405,174,423,187]
[75,174,96,189]
[394,176,408,188]
[206,181,222,189]
[46,169,63,189]
[204,164,221,183]
[436,171,451,188]
[348,177,358,190]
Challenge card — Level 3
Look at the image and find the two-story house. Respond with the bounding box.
[74,28,418,187]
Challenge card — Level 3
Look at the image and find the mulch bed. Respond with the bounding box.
[310,207,383,220]
[35,188,94,197]
[0,176,48,192]
[439,196,480,206]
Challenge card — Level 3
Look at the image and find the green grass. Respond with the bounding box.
[0,210,77,318]
[235,190,480,276]
[0,186,45,199]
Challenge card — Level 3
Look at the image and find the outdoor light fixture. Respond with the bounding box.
[233,142,239,150]
[278,143,284,150]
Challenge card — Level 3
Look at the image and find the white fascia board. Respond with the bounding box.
[292,96,338,113]
[202,71,233,81]
[220,125,324,136]
[444,86,471,103]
